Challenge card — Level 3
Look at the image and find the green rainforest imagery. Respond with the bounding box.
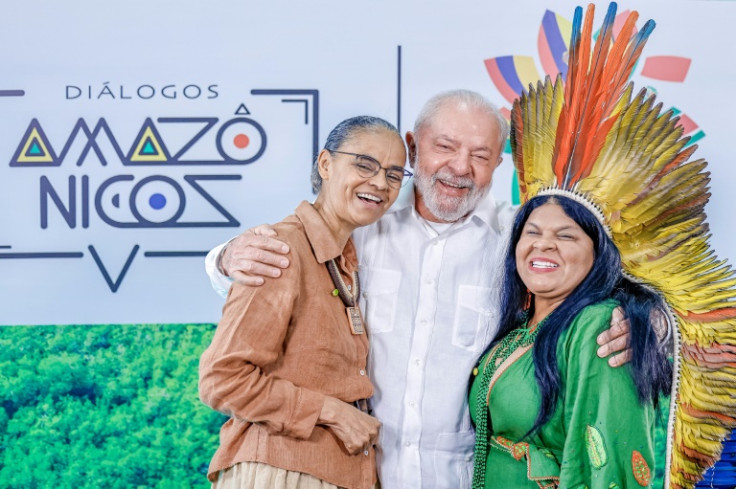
[0,324,224,488]
[0,323,672,488]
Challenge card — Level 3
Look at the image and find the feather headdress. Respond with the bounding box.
[510,3,736,488]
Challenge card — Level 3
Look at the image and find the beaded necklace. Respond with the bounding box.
[471,318,544,489]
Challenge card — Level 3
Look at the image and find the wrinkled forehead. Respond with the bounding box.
[421,103,500,145]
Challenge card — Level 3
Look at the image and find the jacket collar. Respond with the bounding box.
[295,201,356,265]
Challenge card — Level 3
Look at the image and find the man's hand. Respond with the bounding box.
[318,397,381,455]
[219,224,291,286]
[596,307,632,367]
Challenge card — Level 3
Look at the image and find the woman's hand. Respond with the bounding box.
[318,397,381,455]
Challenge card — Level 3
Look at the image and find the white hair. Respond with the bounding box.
[413,89,509,148]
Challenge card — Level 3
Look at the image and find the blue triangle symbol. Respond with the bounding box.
[142,139,157,155]
[27,140,43,156]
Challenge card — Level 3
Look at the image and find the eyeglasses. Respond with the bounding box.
[329,150,413,189]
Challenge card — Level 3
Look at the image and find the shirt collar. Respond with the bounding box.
[395,183,502,232]
[295,201,356,265]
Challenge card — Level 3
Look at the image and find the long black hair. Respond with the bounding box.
[488,194,671,436]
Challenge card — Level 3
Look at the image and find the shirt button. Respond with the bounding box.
[409,401,415,407]
[404,441,411,447]
[359,369,365,376]
[414,359,421,366]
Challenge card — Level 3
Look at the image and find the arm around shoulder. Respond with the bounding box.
[205,225,291,290]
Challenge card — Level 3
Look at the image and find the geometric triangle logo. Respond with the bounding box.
[142,139,157,155]
[127,118,170,163]
[235,103,251,115]
[10,118,59,166]
[27,140,42,156]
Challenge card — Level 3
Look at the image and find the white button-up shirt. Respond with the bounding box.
[205,190,516,489]
[353,189,514,489]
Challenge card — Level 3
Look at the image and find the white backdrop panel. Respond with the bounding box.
[0,0,733,324]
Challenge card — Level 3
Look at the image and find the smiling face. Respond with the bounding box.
[315,128,406,240]
[515,203,595,317]
[408,101,503,222]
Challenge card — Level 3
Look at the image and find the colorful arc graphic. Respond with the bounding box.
[485,8,700,154]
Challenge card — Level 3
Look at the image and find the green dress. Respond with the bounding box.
[469,300,658,489]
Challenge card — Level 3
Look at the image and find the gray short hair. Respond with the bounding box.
[413,89,509,149]
[311,115,401,193]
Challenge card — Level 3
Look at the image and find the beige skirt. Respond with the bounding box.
[213,461,343,489]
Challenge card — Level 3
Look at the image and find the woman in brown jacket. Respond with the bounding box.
[199,115,409,489]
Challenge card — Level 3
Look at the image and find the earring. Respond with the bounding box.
[523,288,532,311]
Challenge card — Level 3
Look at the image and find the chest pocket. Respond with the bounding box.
[453,285,496,352]
[360,267,401,334]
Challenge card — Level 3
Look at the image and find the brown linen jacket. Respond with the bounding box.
[199,201,376,489]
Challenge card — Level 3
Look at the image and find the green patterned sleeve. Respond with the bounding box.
[557,301,657,489]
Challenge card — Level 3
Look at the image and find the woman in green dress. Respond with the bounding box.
[469,195,672,488]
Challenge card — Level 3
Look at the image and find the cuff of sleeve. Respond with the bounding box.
[490,437,561,483]
[283,388,326,440]
[205,242,235,299]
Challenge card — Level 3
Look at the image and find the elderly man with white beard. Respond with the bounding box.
[204,90,631,489]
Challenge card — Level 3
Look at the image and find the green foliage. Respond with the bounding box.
[0,323,225,489]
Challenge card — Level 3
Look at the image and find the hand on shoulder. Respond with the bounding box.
[220,224,291,286]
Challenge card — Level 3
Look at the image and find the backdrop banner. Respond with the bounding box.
[1,0,733,325]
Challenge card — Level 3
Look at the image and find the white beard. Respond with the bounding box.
[413,162,490,222]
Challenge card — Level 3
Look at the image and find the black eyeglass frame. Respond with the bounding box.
[329,150,413,188]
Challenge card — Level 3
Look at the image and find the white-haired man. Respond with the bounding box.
[205,90,630,488]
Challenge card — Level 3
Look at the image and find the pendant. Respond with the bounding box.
[346,306,364,335]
